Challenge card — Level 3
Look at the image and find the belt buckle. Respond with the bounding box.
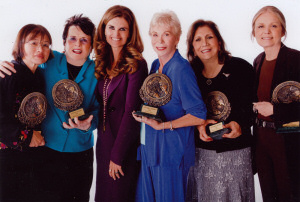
[262,121,266,127]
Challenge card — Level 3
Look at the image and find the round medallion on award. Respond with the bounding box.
[139,73,172,107]
[272,81,300,104]
[18,92,47,128]
[205,91,231,121]
[52,79,83,111]
[134,73,172,122]
[52,79,86,120]
[205,91,231,140]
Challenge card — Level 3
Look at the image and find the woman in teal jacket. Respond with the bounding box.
[0,15,99,202]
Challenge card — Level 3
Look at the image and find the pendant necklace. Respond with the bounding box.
[206,79,212,85]
[102,76,112,132]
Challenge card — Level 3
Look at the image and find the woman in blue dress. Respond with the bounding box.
[133,10,206,202]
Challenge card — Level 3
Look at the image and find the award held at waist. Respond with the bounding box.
[18,92,47,128]
[134,73,172,122]
[272,81,300,133]
[205,91,231,140]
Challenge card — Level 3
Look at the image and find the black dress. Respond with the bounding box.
[0,60,45,202]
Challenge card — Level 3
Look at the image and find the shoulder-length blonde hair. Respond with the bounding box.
[94,5,144,79]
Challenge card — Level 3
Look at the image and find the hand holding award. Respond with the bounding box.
[134,73,172,122]
[204,91,231,140]
[52,79,88,121]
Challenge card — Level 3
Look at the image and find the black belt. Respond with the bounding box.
[255,118,276,129]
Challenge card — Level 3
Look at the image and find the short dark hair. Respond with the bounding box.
[62,14,95,46]
[12,24,53,63]
[187,19,231,66]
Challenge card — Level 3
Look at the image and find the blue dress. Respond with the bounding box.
[136,50,206,202]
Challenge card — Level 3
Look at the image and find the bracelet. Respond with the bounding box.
[170,121,174,131]
[162,122,165,133]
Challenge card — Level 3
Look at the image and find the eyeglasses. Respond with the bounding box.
[67,36,90,45]
[26,40,51,50]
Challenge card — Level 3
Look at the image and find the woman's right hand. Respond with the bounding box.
[197,119,217,142]
[0,61,16,78]
[29,130,45,147]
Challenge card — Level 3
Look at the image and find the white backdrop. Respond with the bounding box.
[1,0,300,201]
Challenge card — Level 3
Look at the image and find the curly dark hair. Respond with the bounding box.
[93,5,144,79]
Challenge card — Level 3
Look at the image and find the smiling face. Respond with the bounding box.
[150,24,179,63]
[254,11,284,50]
[105,17,130,53]
[192,26,220,63]
[23,34,50,71]
[64,25,91,66]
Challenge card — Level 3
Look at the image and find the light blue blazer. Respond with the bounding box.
[40,51,99,152]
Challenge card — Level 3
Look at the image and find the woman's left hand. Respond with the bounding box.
[132,112,163,130]
[222,121,242,139]
[62,115,93,131]
[109,160,124,180]
[253,101,274,117]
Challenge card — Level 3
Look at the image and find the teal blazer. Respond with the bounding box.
[40,51,99,152]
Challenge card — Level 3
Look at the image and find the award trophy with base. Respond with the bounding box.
[205,91,231,140]
[52,79,87,120]
[18,92,47,128]
[134,73,172,122]
[272,81,300,133]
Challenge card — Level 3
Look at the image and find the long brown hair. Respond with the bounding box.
[187,19,231,69]
[94,5,144,79]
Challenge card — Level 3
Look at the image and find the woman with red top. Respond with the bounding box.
[252,6,300,202]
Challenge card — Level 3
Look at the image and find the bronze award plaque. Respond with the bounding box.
[134,73,172,122]
[205,91,231,140]
[18,92,47,128]
[52,79,86,120]
[272,81,300,133]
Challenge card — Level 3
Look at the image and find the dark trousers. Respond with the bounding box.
[284,133,300,202]
[254,126,292,202]
[0,147,44,202]
[40,147,93,202]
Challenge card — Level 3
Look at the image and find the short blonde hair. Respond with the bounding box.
[251,6,287,39]
[149,10,182,38]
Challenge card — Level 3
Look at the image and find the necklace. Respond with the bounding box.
[206,79,212,85]
[102,77,112,132]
